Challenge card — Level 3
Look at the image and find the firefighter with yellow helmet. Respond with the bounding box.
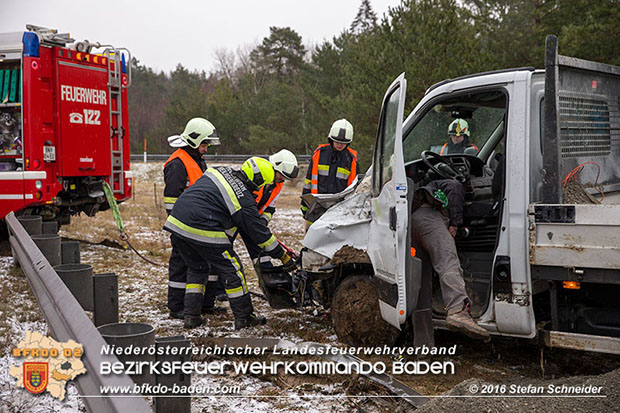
[243,149,299,267]
[164,156,295,329]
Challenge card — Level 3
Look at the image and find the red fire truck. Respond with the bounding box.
[0,25,132,225]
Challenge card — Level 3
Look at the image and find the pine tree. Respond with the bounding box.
[350,0,378,34]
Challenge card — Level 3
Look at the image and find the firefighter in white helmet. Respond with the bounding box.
[439,118,478,155]
[163,118,225,321]
[301,119,358,225]
[241,149,299,268]
[164,157,295,329]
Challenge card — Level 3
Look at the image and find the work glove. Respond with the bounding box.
[280,252,297,272]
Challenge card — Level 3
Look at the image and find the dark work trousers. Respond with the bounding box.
[168,234,218,313]
[171,234,254,320]
[411,206,469,315]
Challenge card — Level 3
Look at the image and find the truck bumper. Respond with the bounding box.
[540,329,620,355]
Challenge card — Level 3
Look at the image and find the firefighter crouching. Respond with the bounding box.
[164,157,296,329]
[245,149,299,268]
[163,118,224,320]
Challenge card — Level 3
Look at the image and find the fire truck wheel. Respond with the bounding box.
[331,275,399,347]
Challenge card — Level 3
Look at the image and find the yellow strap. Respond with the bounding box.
[208,168,242,211]
[166,216,228,239]
[186,283,205,293]
[258,234,276,249]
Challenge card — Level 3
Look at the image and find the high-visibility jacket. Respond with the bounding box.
[302,144,357,197]
[253,181,284,223]
[439,139,478,156]
[163,166,285,260]
[163,147,206,213]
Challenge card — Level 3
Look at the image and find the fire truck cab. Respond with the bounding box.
[0,25,132,226]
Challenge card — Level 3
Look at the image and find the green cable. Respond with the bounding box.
[103,182,124,234]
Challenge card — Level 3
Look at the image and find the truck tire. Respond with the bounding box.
[331,275,399,347]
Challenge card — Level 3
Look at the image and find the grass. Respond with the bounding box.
[0,263,44,356]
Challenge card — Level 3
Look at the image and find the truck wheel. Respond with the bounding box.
[331,275,399,347]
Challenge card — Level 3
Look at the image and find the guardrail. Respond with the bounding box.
[6,212,152,413]
[130,154,312,163]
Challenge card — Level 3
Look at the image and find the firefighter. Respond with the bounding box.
[245,149,299,268]
[439,118,478,155]
[301,119,358,224]
[411,178,490,342]
[163,117,224,320]
[164,157,296,329]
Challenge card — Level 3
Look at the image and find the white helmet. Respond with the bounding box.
[180,117,220,148]
[269,149,299,179]
[448,118,470,137]
[328,118,354,144]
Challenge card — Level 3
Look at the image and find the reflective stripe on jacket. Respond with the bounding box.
[163,166,284,259]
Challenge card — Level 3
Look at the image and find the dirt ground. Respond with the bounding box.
[2,161,620,413]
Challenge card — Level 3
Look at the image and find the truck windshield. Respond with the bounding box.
[403,90,507,163]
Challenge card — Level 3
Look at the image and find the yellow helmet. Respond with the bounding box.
[241,157,275,188]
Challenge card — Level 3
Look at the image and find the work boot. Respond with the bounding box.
[169,310,184,320]
[202,306,227,315]
[184,315,205,329]
[234,313,267,330]
[445,304,490,342]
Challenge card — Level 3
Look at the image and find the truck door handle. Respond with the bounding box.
[389,206,397,231]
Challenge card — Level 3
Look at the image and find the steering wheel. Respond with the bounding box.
[421,150,464,182]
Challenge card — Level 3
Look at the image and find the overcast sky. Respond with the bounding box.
[5,0,402,73]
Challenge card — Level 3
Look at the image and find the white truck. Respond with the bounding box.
[259,35,620,354]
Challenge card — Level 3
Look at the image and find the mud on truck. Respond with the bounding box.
[0,25,132,231]
[257,35,620,355]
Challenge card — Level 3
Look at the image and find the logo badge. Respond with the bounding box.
[23,362,48,394]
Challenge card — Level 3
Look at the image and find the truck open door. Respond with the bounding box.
[368,73,418,329]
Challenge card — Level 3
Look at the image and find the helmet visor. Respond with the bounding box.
[281,165,299,180]
[200,129,220,146]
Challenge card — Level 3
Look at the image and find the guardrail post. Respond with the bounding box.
[54,263,94,311]
[98,323,156,387]
[42,220,58,234]
[16,215,42,235]
[155,336,191,413]
[94,273,119,327]
[32,234,61,267]
[61,240,81,264]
